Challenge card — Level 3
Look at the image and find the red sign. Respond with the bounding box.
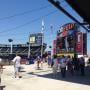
[63,23,75,31]
[53,40,56,55]
[62,30,68,37]
[76,32,83,53]
[59,23,76,37]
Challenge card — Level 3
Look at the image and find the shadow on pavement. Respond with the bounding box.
[28,66,90,85]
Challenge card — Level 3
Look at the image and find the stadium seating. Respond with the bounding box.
[0,44,46,60]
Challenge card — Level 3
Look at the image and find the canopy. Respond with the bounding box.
[66,0,90,24]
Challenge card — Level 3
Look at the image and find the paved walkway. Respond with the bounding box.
[1,63,90,90]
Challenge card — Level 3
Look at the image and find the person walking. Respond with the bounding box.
[79,57,85,76]
[60,55,67,78]
[0,58,3,73]
[87,57,90,65]
[52,55,58,78]
[47,55,52,68]
[73,57,80,75]
[36,56,41,69]
[67,55,74,76]
[12,54,21,79]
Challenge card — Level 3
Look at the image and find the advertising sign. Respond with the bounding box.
[53,40,56,55]
[76,32,83,53]
[58,23,76,37]
[29,33,42,46]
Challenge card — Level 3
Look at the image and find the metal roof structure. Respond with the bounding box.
[66,0,90,24]
[48,0,90,32]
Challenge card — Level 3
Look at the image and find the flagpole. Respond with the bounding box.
[41,18,44,57]
[50,24,53,57]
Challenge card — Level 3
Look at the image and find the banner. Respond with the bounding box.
[53,40,56,55]
[76,32,83,53]
[83,33,87,54]
[65,37,69,52]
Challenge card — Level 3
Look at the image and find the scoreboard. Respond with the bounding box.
[29,33,43,46]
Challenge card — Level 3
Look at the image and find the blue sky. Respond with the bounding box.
[0,0,90,52]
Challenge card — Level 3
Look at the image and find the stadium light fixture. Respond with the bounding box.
[8,39,13,54]
[27,42,30,58]
[41,18,44,57]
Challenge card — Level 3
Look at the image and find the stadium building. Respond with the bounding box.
[0,33,46,60]
[53,23,87,57]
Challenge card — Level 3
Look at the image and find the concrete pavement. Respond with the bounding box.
[1,63,90,90]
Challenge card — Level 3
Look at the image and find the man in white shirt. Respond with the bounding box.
[12,54,21,79]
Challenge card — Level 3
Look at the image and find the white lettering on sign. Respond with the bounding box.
[78,34,81,42]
